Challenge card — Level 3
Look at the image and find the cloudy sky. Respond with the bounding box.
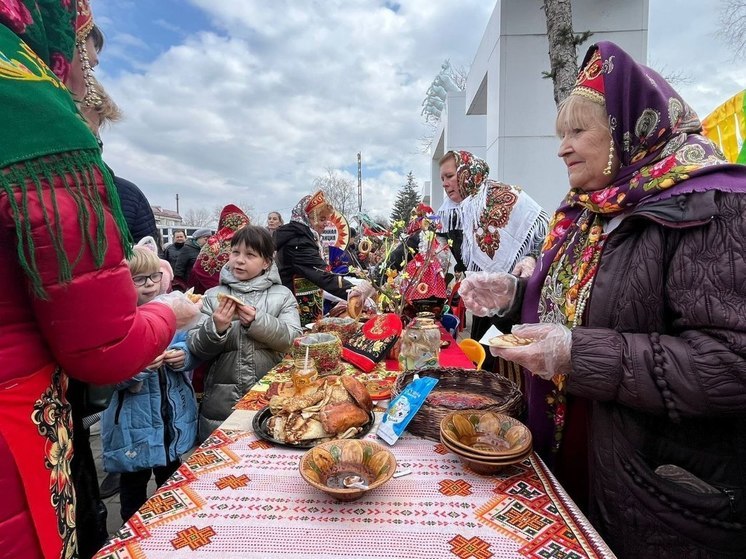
[91,0,744,226]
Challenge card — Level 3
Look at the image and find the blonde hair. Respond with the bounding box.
[555,94,609,136]
[128,246,160,277]
[89,78,123,128]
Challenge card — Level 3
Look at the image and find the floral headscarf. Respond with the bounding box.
[522,41,746,456]
[451,150,545,273]
[455,150,489,199]
[0,0,90,82]
[192,204,250,293]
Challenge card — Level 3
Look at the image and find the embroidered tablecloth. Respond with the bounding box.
[93,331,615,559]
[94,422,615,559]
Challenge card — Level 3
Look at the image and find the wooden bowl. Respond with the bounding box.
[299,439,396,501]
[440,436,532,475]
[440,410,532,458]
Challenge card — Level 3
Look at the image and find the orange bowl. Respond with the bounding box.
[440,436,532,474]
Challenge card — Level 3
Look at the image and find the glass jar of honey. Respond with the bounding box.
[398,312,441,370]
[292,358,318,390]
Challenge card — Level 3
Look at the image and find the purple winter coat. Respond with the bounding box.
[567,190,746,558]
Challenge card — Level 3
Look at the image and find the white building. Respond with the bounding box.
[427,0,649,213]
[150,205,183,227]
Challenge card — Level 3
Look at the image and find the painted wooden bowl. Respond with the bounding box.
[440,410,532,457]
[299,439,396,501]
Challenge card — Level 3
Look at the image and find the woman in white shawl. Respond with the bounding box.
[438,150,549,342]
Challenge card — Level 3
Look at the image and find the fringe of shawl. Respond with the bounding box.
[0,150,132,299]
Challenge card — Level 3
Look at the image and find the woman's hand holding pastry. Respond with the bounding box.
[490,323,572,380]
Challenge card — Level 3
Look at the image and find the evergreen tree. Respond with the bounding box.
[389,172,421,224]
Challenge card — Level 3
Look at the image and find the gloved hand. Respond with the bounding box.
[459,272,518,317]
[490,323,572,380]
[511,256,537,278]
[347,279,376,302]
[152,291,202,332]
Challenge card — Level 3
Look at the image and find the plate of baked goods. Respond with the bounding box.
[252,375,376,448]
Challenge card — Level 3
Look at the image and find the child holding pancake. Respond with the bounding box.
[188,225,302,441]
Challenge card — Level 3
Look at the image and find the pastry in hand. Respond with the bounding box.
[488,333,532,348]
[217,292,245,306]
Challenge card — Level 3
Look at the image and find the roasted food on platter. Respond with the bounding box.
[488,333,532,348]
[267,375,373,445]
[217,292,245,306]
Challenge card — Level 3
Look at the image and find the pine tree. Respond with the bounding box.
[389,172,421,224]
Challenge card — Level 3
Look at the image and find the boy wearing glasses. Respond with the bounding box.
[101,247,198,521]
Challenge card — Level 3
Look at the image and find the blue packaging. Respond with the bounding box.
[377,375,439,445]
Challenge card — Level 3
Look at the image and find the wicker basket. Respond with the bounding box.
[391,367,523,441]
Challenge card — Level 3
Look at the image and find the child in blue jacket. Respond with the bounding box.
[102,246,198,522]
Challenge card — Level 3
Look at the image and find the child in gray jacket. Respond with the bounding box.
[188,225,301,441]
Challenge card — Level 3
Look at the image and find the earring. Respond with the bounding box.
[602,137,615,176]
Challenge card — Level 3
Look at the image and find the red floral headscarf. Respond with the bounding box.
[191,204,250,293]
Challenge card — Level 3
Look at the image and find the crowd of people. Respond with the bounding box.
[0,2,743,559]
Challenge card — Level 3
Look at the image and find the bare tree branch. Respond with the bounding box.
[182,207,214,227]
[720,0,746,57]
[647,59,693,86]
[211,201,257,226]
[313,167,356,217]
[418,120,439,154]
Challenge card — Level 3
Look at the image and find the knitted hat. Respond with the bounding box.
[192,228,212,240]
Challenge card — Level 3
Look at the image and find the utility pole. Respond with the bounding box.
[175,193,180,215]
[357,152,362,212]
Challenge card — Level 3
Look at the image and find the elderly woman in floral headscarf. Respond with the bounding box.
[0,1,198,557]
[463,41,746,558]
[274,190,354,324]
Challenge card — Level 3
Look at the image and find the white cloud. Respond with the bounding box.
[98,0,493,224]
[648,0,746,118]
[97,0,745,228]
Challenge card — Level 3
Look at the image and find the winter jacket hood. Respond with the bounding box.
[219,263,282,294]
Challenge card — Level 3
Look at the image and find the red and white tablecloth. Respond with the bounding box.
[93,331,615,559]
[94,425,614,559]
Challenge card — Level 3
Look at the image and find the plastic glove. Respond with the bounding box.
[511,256,537,279]
[152,291,202,332]
[347,279,376,302]
[459,272,518,317]
[490,323,572,380]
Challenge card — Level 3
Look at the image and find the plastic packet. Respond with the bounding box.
[377,375,439,445]
[152,291,202,332]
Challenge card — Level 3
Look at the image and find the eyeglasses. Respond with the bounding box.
[132,272,163,287]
